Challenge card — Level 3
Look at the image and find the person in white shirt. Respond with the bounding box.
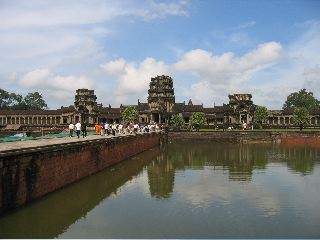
[104,122,109,136]
[75,121,81,139]
[133,123,139,134]
[112,122,117,136]
[68,123,75,137]
[118,124,123,134]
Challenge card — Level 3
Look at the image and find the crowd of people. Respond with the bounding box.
[68,121,88,138]
[68,121,161,139]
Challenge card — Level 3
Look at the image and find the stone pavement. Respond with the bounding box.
[0,133,129,153]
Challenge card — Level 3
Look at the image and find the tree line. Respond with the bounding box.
[0,88,48,110]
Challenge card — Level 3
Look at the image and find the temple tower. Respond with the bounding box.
[228,94,254,124]
[147,75,175,123]
[74,89,98,124]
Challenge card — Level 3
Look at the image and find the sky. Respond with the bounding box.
[0,0,320,110]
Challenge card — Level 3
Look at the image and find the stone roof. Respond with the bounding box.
[173,103,185,112]
[309,108,320,115]
[204,106,226,113]
[184,104,203,112]
[268,110,284,116]
[60,106,75,113]
[99,106,121,116]
[282,108,294,115]
[138,103,149,111]
[173,103,203,112]
[98,107,121,119]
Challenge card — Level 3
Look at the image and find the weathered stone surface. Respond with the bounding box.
[0,133,160,214]
[168,131,320,146]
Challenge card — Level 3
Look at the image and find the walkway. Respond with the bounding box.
[0,133,138,155]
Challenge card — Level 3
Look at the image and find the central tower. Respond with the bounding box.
[74,89,98,124]
[147,75,175,123]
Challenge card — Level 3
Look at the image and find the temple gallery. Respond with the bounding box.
[0,75,319,128]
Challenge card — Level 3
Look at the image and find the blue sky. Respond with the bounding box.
[1,0,320,109]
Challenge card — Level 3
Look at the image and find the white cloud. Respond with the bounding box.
[101,58,170,104]
[0,1,120,30]
[175,42,282,80]
[101,59,127,76]
[251,20,320,108]
[131,0,189,20]
[237,20,256,29]
[0,0,189,30]
[20,68,51,87]
[100,41,289,107]
[0,0,189,74]
[17,68,94,107]
[174,42,282,105]
[19,68,93,91]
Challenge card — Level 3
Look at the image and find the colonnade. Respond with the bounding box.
[0,116,62,125]
[267,116,319,125]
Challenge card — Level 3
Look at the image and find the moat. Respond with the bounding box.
[1,141,320,238]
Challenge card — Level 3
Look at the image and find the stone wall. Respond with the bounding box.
[0,133,160,214]
[280,135,320,147]
[168,131,320,145]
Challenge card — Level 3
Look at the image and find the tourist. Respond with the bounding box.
[75,121,81,139]
[140,124,144,132]
[95,123,100,135]
[68,122,75,137]
[112,122,117,136]
[104,122,109,136]
[81,122,87,138]
[128,122,133,134]
[100,123,104,136]
[118,123,123,134]
[133,123,139,134]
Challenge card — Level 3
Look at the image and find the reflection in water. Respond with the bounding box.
[147,147,175,198]
[161,142,319,183]
[163,142,270,182]
[266,146,320,175]
[0,148,160,238]
[0,142,320,238]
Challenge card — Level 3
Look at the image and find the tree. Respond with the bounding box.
[0,88,23,109]
[121,106,139,123]
[283,89,320,110]
[169,114,185,127]
[293,107,310,130]
[190,112,206,131]
[23,92,48,110]
[0,89,11,109]
[254,105,268,128]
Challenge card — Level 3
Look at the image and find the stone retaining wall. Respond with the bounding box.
[0,133,160,214]
[168,131,320,145]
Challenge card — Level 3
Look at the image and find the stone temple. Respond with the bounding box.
[1,75,320,128]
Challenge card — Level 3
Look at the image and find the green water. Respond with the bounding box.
[0,141,320,238]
